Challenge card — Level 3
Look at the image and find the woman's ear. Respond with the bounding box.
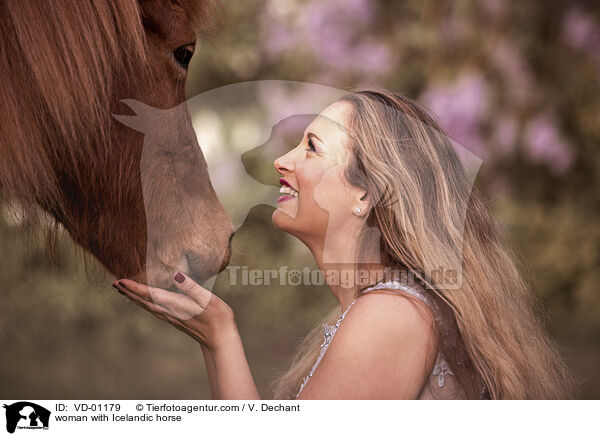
[353,190,369,217]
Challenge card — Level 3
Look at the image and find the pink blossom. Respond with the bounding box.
[489,40,533,107]
[562,8,600,53]
[481,0,506,17]
[523,113,574,174]
[420,72,490,159]
[262,0,393,78]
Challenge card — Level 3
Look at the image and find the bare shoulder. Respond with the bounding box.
[296,290,439,399]
[353,289,438,332]
[341,290,439,369]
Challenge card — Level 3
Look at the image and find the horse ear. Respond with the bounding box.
[112,99,161,133]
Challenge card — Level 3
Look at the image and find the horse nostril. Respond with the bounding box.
[184,251,205,284]
[183,232,233,283]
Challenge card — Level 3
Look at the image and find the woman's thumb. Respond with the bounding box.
[173,272,212,308]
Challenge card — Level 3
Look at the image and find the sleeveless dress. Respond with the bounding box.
[294,279,468,399]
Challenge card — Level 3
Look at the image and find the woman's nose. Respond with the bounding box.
[274,150,295,174]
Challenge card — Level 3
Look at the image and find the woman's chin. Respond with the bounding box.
[272,208,296,233]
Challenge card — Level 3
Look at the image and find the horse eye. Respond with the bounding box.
[173,43,195,70]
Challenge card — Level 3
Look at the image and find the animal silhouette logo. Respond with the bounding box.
[113,81,482,293]
[2,402,50,434]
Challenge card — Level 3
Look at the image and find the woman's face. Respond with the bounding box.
[272,101,365,245]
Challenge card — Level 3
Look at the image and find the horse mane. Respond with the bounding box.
[0,0,218,264]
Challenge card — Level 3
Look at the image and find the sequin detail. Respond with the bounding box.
[432,352,453,387]
[294,299,357,399]
[294,280,454,399]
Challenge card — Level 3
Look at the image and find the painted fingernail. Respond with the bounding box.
[174,272,185,283]
[112,284,125,295]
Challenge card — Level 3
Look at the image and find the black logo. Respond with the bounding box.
[2,402,50,434]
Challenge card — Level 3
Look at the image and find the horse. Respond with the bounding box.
[0,0,234,288]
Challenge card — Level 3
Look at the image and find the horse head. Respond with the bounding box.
[0,0,233,288]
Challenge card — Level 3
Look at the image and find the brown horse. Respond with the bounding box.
[0,0,233,288]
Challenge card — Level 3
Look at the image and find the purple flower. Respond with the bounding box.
[263,21,296,55]
[420,72,490,159]
[262,0,392,78]
[350,40,393,74]
[481,0,506,17]
[523,113,574,174]
[489,40,533,107]
[562,8,600,53]
[562,8,600,83]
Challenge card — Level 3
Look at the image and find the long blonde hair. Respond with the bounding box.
[270,90,575,399]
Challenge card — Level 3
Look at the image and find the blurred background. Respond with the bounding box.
[1,0,598,399]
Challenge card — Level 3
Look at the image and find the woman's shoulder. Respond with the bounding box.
[297,288,439,398]
[358,281,437,321]
[353,283,437,333]
[302,288,439,398]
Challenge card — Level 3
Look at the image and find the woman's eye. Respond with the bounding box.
[305,138,316,152]
[173,43,195,71]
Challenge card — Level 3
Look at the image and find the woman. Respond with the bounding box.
[113,90,574,399]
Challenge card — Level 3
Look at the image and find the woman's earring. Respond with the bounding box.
[354,207,361,214]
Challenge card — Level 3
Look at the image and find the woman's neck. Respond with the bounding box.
[308,230,387,313]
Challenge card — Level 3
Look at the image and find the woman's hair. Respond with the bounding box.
[269,89,575,400]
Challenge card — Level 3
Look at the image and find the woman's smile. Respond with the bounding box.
[278,177,299,203]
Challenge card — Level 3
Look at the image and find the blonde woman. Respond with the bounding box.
[114,90,574,399]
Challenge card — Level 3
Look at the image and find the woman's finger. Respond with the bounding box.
[118,279,203,314]
[114,283,208,345]
[116,279,161,301]
[113,282,170,316]
[172,272,213,308]
[115,280,204,320]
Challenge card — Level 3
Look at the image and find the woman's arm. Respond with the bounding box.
[199,328,261,400]
[113,274,261,400]
[209,322,261,399]
[200,344,218,399]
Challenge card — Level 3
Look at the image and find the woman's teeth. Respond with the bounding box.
[279,185,299,198]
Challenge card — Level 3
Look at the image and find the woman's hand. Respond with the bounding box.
[112,272,236,351]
